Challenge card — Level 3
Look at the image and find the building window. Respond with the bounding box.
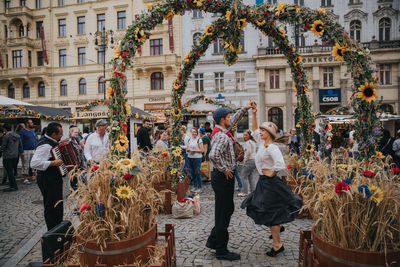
[36,0,42,8]
[97,47,105,64]
[38,81,45,97]
[269,69,280,89]
[19,25,24,37]
[58,19,66,37]
[28,51,31,67]
[323,67,334,87]
[60,80,67,96]
[36,21,43,39]
[5,0,10,8]
[78,47,86,65]
[235,71,245,91]
[4,25,7,39]
[6,54,8,68]
[266,0,277,3]
[37,51,43,66]
[78,0,85,3]
[213,39,224,54]
[193,10,203,18]
[79,78,86,95]
[350,20,361,42]
[151,72,164,90]
[98,76,106,93]
[379,104,393,114]
[349,0,361,4]
[378,64,391,85]
[379,17,391,42]
[239,34,245,52]
[117,11,126,30]
[8,84,15,99]
[12,50,22,68]
[215,72,224,92]
[194,73,204,92]
[77,16,85,34]
[193,32,202,46]
[58,0,65,6]
[26,23,30,37]
[294,0,304,5]
[23,83,30,98]
[59,49,67,67]
[268,107,283,132]
[321,0,331,6]
[150,39,163,56]
[97,14,105,32]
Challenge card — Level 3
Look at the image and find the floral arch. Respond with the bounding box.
[108,0,380,182]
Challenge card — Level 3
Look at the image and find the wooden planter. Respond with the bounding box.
[176,175,190,201]
[153,181,172,214]
[43,224,176,267]
[298,230,320,267]
[312,225,400,267]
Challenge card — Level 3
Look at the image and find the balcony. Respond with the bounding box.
[133,54,181,69]
[7,37,35,48]
[0,66,51,81]
[362,40,400,50]
[5,6,33,17]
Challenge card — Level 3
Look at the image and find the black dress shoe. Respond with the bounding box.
[269,225,285,239]
[216,251,241,261]
[3,187,18,192]
[266,245,285,257]
[205,241,216,250]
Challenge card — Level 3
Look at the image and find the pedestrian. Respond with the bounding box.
[67,126,85,190]
[180,126,190,175]
[14,123,25,180]
[0,125,6,184]
[154,130,169,150]
[137,119,153,152]
[392,130,400,167]
[288,128,300,155]
[19,119,37,185]
[148,127,154,145]
[186,127,204,193]
[204,121,212,135]
[238,130,257,197]
[199,128,211,181]
[205,102,253,261]
[379,129,394,158]
[348,126,359,159]
[31,123,65,230]
[84,119,109,165]
[1,124,24,192]
[241,103,302,257]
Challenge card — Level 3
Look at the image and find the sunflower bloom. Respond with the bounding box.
[317,8,326,14]
[305,143,314,153]
[204,97,210,102]
[369,186,384,203]
[293,56,302,66]
[237,19,247,30]
[125,102,131,116]
[321,193,334,202]
[170,168,180,176]
[106,86,114,99]
[96,99,102,104]
[356,82,377,103]
[164,10,175,20]
[255,19,266,26]
[115,134,129,152]
[280,29,286,37]
[117,158,136,172]
[146,3,153,10]
[225,10,232,22]
[205,25,214,36]
[172,147,182,156]
[332,43,349,61]
[375,151,385,160]
[311,20,324,36]
[292,82,297,90]
[171,108,181,118]
[134,28,146,43]
[275,2,286,16]
[116,185,133,199]
[173,80,182,89]
[193,0,203,7]
[184,52,191,63]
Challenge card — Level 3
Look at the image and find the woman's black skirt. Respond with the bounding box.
[240,175,302,226]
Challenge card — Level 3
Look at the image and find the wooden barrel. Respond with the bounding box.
[76,222,157,266]
[312,226,400,267]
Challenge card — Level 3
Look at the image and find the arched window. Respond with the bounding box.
[60,80,67,96]
[379,104,394,114]
[98,76,105,93]
[23,83,30,98]
[150,72,164,90]
[193,32,202,46]
[350,20,361,42]
[379,17,391,41]
[79,78,86,95]
[19,24,24,37]
[38,81,45,97]
[268,107,283,132]
[8,84,15,99]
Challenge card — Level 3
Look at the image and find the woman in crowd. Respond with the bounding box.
[68,126,85,189]
[154,130,169,150]
[238,130,257,197]
[241,102,302,257]
[185,127,204,193]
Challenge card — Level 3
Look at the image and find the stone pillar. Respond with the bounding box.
[340,79,347,106]
[258,82,266,123]
[312,80,320,113]
[285,81,293,131]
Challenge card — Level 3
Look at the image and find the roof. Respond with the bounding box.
[130,105,152,117]
[0,96,33,106]
[25,105,72,118]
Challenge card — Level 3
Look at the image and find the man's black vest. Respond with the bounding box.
[36,136,63,179]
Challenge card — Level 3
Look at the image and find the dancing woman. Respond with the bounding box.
[241,103,302,257]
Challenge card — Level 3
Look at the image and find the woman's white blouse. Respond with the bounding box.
[252,129,285,175]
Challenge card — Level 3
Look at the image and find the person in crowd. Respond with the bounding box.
[84,119,109,165]
[68,126,85,189]
[288,128,300,155]
[186,127,204,193]
[348,126,358,159]
[1,124,24,192]
[379,129,394,158]
[19,119,37,185]
[204,122,213,135]
[238,130,257,197]
[148,127,154,145]
[205,103,252,261]
[392,130,400,167]
[14,123,25,181]
[0,125,6,185]
[313,130,321,152]
[137,119,153,152]
[79,127,90,148]
[31,123,64,230]
[241,102,302,257]
[180,126,190,175]
[154,130,169,150]
[199,128,211,181]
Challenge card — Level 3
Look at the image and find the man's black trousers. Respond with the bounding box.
[207,168,235,255]
[37,173,63,230]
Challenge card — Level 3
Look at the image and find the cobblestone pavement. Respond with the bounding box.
[15,175,313,267]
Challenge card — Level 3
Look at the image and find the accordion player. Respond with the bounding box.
[50,140,81,176]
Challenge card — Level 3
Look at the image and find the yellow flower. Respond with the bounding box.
[170,168,180,176]
[337,164,350,169]
[35,113,41,119]
[280,29,286,37]
[255,19,266,26]
[305,143,314,153]
[332,43,349,61]
[172,147,182,156]
[203,97,210,102]
[205,25,214,36]
[296,7,301,13]
[106,86,114,99]
[164,10,175,20]
[292,82,297,90]
[321,193,334,202]
[117,158,136,172]
[171,108,181,118]
[135,113,139,119]
[9,114,15,118]
[193,0,203,7]
[311,20,324,36]
[375,151,385,160]
[115,134,129,152]
[369,186,383,203]
[27,110,33,115]
[275,2,286,16]
[173,79,182,89]
[293,55,302,66]
[116,185,133,199]
[125,102,131,116]
[134,28,146,43]
[113,45,121,59]
[225,10,232,22]
[317,8,326,14]
[184,52,191,63]
[146,3,153,10]
[237,19,247,30]
[356,82,377,103]
[18,105,24,111]
[96,99,102,104]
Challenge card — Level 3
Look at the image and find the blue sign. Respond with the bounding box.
[319,89,341,103]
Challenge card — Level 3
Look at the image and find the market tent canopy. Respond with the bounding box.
[0,96,33,106]
[24,105,72,118]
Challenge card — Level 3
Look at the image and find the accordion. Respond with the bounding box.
[51,140,80,176]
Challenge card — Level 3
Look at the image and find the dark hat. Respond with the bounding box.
[199,128,206,134]
[95,119,108,127]
[213,107,233,123]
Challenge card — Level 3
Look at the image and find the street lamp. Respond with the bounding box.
[94,27,114,100]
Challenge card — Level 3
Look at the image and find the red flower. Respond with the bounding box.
[361,117,366,120]
[113,110,117,114]
[287,165,292,170]
[197,49,202,56]
[123,174,133,180]
[162,152,168,157]
[122,52,127,58]
[80,203,91,213]
[315,156,320,161]
[362,171,376,178]
[122,75,126,79]
[391,167,400,174]
[335,182,350,194]
[92,165,99,171]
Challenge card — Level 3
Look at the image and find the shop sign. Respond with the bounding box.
[74,110,108,119]
[303,56,334,63]
[319,89,341,103]
[149,97,166,102]
[144,103,170,110]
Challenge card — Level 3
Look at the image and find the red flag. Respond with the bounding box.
[40,26,48,64]
[168,19,174,52]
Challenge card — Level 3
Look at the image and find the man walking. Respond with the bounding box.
[137,119,153,152]
[84,119,109,165]
[1,124,24,192]
[206,102,253,261]
[19,119,37,184]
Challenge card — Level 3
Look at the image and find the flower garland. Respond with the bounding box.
[0,105,68,121]
[181,94,237,115]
